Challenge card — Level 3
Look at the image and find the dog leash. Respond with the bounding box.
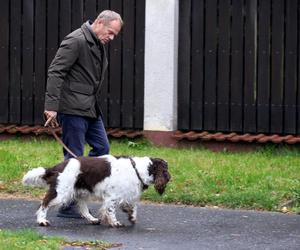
[44,113,78,158]
[49,128,78,158]
[129,158,148,190]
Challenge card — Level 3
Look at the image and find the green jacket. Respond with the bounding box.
[44,22,108,118]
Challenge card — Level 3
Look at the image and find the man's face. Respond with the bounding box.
[93,19,122,44]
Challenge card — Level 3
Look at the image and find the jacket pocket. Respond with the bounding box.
[66,82,95,111]
[69,82,94,95]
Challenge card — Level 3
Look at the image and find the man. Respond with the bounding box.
[44,10,123,218]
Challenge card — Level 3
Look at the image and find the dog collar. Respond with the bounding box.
[129,158,148,190]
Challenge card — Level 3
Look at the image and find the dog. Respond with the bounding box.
[22,155,170,227]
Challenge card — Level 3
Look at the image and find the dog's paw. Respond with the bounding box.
[128,216,136,224]
[38,220,50,227]
[89,218,100,225]
[110,221,124,228]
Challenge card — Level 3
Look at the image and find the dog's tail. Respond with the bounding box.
[22,167,48,187]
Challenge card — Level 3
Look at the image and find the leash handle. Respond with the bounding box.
[44,111,59,128]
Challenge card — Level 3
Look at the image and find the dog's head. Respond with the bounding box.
[148,158,171,195]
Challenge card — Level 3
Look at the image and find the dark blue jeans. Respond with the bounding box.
[58,114,109,160]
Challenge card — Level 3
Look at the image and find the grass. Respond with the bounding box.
[0,229,114,249]
[0,229,62,250]
[0,136,300,213]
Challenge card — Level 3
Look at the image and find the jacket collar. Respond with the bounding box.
[81,21,100,46]
[81,21,105,60]
[81,21,108,92]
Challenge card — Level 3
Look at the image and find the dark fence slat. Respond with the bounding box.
[134,0,145,129]
[108,0,122,127]
[0,0,9,123]
[270,0,284,133]
[178,0,191,130]
[122,0,135,128]
[9,0,21,124]
[60,0,72,42]
[190,0,204,130]
[217,0,231,132]
[84,0,97,21]
[230,0,244,132]
[72,0,83,30]
[284,0,298,134]
[22,0,34,125]
[99,62,109,127]
[204,0,217,131]
[257,0,271,133]
[47,0,59,68]
[243,0,257,132]
[97,0,110,13]
[34,0,47,124]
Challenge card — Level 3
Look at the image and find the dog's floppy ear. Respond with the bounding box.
[149,158,171,195]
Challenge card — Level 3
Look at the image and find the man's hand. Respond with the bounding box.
[44,111,59,128]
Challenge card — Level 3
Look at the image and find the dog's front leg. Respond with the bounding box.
[77,200,100,224]
[36,205,50,226]
[99,200,123,227]
[121,203,137,224]
[129,204,137,224]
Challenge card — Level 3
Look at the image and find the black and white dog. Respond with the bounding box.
[22,155,170,227]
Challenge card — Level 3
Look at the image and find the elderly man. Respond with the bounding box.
[44,10,123,218]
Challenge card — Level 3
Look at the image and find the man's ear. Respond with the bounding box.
[97,19,107,26]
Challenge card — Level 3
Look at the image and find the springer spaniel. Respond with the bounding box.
[22,155,170,227]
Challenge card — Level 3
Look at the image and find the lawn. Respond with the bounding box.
[0,229,114,249]
[0,136,300,213]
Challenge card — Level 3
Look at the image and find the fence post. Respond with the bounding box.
[144,0,179,131]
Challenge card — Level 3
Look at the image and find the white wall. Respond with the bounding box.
[144,0,179,131]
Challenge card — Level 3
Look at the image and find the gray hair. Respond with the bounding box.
[97,10,123,26]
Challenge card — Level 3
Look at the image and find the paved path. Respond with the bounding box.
[0,199,300,249]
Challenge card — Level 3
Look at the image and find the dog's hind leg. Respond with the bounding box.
[77,200,100,224]
[99,200,123,227]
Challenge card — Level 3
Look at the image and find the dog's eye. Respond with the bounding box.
[164,172,170,179]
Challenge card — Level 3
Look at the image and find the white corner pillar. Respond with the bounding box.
[144,0,179,131]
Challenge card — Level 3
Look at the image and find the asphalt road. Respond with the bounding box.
[0,199,300,250]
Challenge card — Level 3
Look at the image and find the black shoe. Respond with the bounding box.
[57,203,82,219]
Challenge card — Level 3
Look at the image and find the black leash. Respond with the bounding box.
[129,158,148,190]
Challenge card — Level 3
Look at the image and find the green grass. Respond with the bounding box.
[0,229,62,250]
[1,136,300,212]
[0,229,114,250]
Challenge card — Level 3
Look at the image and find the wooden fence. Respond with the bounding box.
[0,0,145,129]
[178,0,300,135]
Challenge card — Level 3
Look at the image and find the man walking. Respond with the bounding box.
[44,10,123,217]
